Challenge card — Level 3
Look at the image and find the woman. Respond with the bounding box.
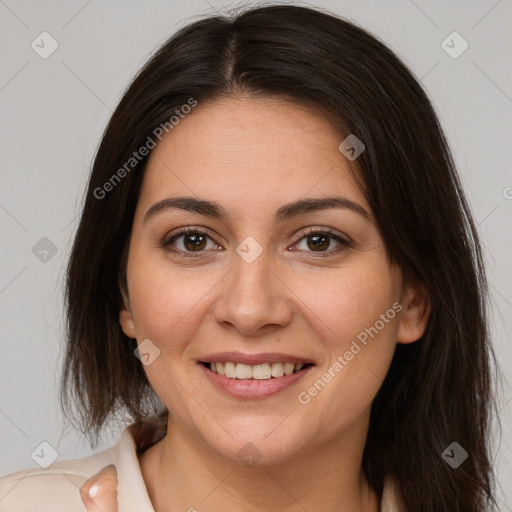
[0,4,499,511]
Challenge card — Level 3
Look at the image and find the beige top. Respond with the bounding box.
[0,422,406,511]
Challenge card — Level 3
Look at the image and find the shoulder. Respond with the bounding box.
[0,438,120,512]
[0,422,158,512]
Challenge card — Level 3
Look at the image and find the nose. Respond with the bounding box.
[212,247,293,337]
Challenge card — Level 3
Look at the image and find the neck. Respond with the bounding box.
[139,416,379,512]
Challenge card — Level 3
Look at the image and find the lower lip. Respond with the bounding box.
[197,363,313,399]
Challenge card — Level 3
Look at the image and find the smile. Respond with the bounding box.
[198,360,314,399]
[202,361,311,380]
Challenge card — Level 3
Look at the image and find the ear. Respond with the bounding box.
[397,279,431,344]
[119,289,136,339]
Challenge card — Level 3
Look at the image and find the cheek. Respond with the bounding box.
[292,268,400,411]
[127,251,219,345]
[292,266,400,347]
[125,258,216,422]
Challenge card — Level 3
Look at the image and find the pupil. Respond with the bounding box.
[185,233,206,251]
[308,234,329,251]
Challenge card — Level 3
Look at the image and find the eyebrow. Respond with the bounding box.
[143,195,371,225]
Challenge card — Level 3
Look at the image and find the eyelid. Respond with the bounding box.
[290,226,352,255]
[293,225,351,243]
[163,226,221,256]
[165,225,218,242]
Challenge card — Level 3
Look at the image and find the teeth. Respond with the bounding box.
[253,364,271,380]
[235,363,253,379]
[207,361,307,380]
[284,362,295,375]
[225,362,236,378]
[271,362,284,377]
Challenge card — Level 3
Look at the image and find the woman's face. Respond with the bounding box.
[120,96,429,464]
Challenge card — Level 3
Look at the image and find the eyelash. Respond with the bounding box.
[162,226,351,258]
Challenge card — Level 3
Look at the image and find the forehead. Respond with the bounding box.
[137,97,367,217]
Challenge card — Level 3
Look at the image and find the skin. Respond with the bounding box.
[118,96,430,512]
[80,465,118,511]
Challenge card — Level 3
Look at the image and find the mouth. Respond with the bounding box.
[199,361,314,380]
[196,352,316,398]
[197,355,315,399]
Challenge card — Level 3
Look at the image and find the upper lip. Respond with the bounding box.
[198,352,315,366]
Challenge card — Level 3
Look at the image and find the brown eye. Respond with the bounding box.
[306,233,330,251]
[292,229,351,255]
[182,232,207,251]
[164,228,219,254]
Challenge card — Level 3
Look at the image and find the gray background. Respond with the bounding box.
[1,0,511,509]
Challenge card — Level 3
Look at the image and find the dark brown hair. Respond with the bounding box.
[60,4,499,511]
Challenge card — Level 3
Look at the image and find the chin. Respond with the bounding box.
[202,427,308,467]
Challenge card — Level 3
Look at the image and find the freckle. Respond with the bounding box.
[276,338,280,342]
